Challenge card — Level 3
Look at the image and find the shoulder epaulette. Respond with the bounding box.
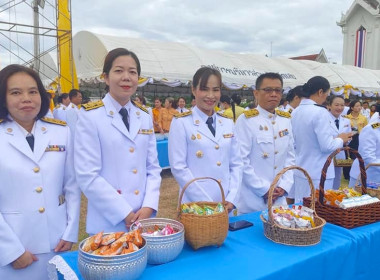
[371,123,380,129]
[132,101,149,114]
[275,109,291,118]
[175,110,192,118]
[314,104,327,110]
[82,100,104,111]
[243,109,259,118]
[217,112,233,119]
[55,104,61,109]
[342,115,350,119]
[40,117,67,126]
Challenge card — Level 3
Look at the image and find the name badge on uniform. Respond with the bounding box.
[45,145,66,152]
[138,129,153,135]
[223,133,234,138]
[279,129,289,137]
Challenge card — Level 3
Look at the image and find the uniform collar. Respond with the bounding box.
[256,105,276,120]
[300,99,316,106]
[193,106,215,124]
[8,115,36,137]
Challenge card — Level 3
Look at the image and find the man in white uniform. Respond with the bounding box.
[235,72,295,214]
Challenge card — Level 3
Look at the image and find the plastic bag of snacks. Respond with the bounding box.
[133,222,178,237]
[181,202,224,215]
[262,205,316,229]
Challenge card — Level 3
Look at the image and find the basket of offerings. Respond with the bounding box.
[78,230,147,280]
[261,166,326,246]
[304,147,380,229]
[130,218,184,264]
[177,177,229,250]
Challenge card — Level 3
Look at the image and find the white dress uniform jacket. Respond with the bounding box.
[0,118,80,280]
[74,94,161,234]
[349,120,380,186]
[234,106,295,214]
[168,106,242,206]
[53,103,76,122]
[176,107,190,114]
[329,113,352,189]
[291,99,343,201]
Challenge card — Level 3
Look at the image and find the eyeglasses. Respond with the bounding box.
[258,88,284,94]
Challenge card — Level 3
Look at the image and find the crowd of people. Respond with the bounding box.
[0,47,379,279]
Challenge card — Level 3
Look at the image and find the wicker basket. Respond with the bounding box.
[354,163,380,199]
[260,166,326,246]
[304,147,380,229]
[177,177,229,250]
[333,148,353,167]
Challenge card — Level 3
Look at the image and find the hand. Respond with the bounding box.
[54,240,73,252]
[124,211,135,228]
[12,251,38,269]
[131,207,154,223]
[224,201,235,213]
[338,132,353,144]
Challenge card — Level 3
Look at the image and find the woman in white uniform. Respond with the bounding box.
[75,48,161,235]
[291,76,352,203]
[169,67,242,213]
[0,65,80,280]
[327,96,352,189]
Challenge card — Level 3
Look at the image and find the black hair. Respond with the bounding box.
[103,48,141,92]
[135,95,146,105]
[192,67,222,89]
[286,85,304,102]
[0,64,50,121]
[255,72,283,90]
[347,99,361,115]
[328,95,344,106]
[302,76,330,98]
[69,89,80,100]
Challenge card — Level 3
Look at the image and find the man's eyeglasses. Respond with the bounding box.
[258,88,284,94]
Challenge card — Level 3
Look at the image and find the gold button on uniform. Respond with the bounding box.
[134,190,139,195]
[215,145,220,150]
[129,147,135,153]
[274,136,277,140]
[132,169,137,174]
[7,128,13,133]
[41,127,46,132]
[110,111,114,115]
[271,121,276,125]
[36,187,43,193]
[216,161,221,166]
[33,167,40,173]
[196,151,203,158]
[39,207,45,213]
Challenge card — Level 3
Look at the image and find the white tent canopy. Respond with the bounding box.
[73,31,380,93]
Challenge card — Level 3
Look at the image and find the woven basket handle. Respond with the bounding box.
[319,147,367,204]
[267,166,316,223]
[354,163,380,187]
[177,177,226,213]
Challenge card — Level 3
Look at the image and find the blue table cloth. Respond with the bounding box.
[156,139,169,169]
[51,211,380,280]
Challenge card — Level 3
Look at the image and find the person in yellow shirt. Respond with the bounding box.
[152,97,162,133]
[219,94,245,122]
[343,100,368,179]
[158,97,178,134]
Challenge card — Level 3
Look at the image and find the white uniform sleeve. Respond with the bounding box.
[359,126,380,165]
[61,127,81,243]
[314,110,343,153]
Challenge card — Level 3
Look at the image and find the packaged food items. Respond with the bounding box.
[262,205,316,229]
[316,187,379,208]
[367,181,380,189]
[133,223,178,237]
[336,194,379,209]
[181,203,225,215]
[81,230,144,256]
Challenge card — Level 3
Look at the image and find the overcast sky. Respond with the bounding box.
[0,0,355,66]
[71,0,354,63]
